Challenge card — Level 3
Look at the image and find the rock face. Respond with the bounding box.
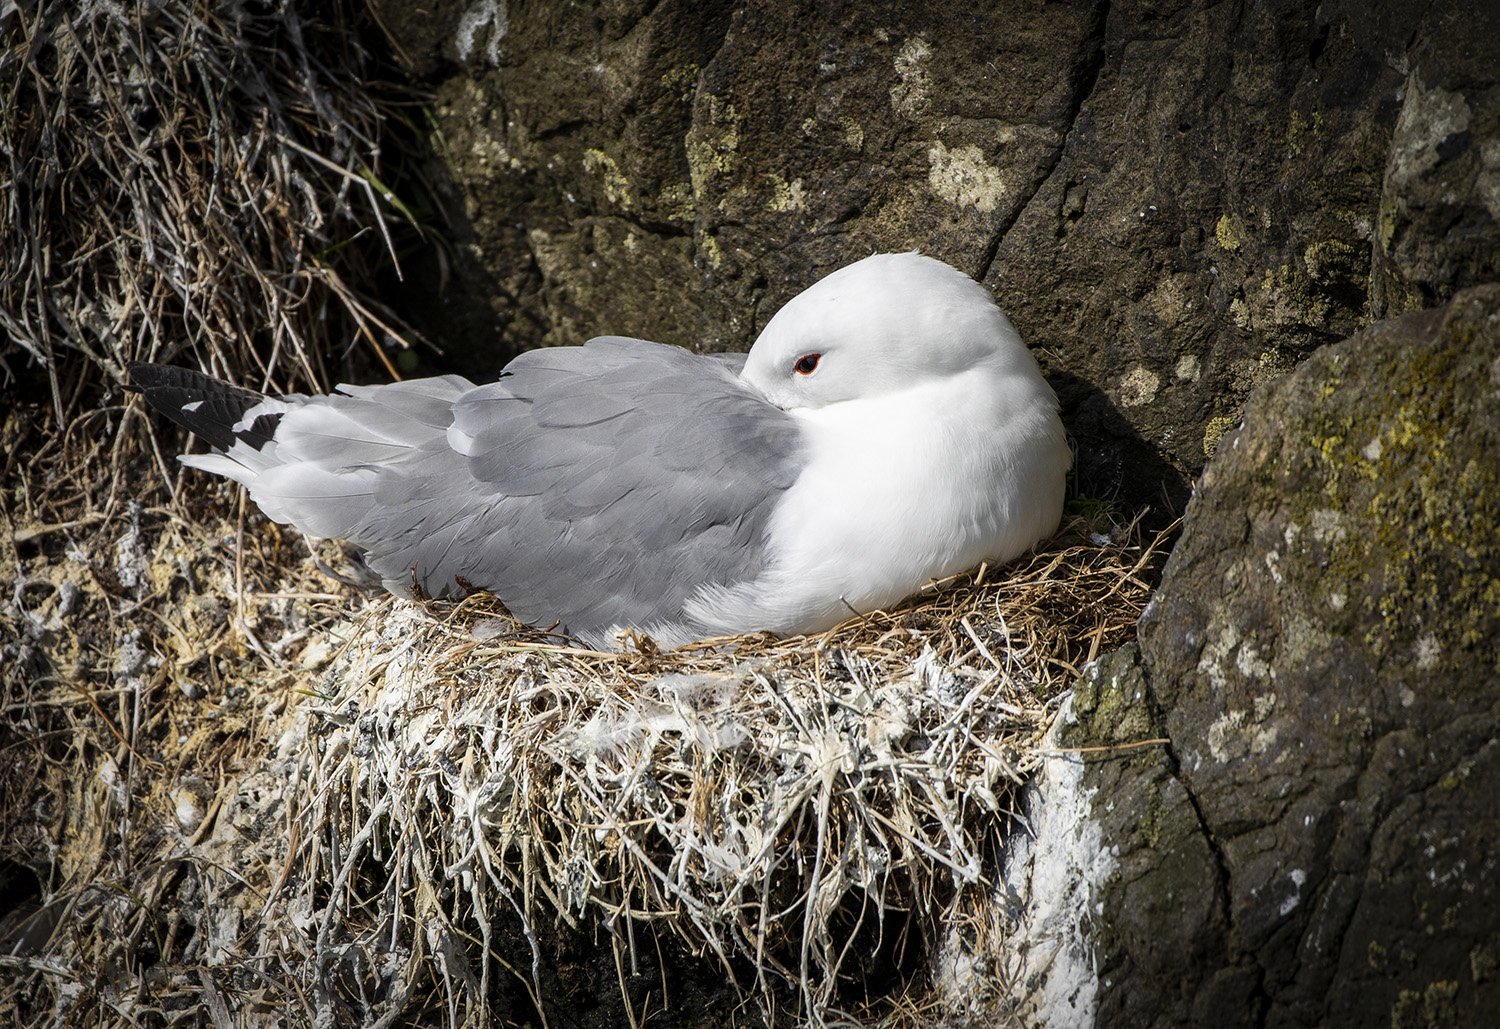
[368,0,1498,512]
[352,9,1500,1015]
[1052,286,1500,1027]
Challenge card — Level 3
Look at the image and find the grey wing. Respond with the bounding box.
[353,337,804,641]
[704,351,749,374]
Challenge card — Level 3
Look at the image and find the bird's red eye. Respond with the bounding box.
[794,353,821,375]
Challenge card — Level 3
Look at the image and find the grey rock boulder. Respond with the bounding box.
[1038,285,1500,1027]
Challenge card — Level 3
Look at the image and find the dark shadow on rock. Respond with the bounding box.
[1049,368,1192,523]
[355,95,546,384]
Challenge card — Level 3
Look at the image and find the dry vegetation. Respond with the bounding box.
[1,0,425,404]
[2,2,1170,1027]
[3,471,1166,1028]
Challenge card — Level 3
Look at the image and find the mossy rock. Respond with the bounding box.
[1064,286,1500,1027]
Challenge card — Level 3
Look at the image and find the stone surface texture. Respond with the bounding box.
[369,0,1498,511]
[1057,286,1500,1027]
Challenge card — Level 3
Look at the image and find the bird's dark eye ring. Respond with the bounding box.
[794,353,821,375]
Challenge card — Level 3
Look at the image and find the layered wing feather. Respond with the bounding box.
[133,339,803,644]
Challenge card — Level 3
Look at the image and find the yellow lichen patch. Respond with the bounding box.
[1250,347,1298,389]
[656,181,695,223]
[1215,213,1242,252]
[686,95,741,195]
[839,116,865,150]
[1260,263,1333,327]
[658,62,700,102]
[1203,415,1238,458]
[1286,108,1324,157]
[767,173,808,213]
[696,228,725,269]
[583,148,633,210]
[1379,194,1400,254]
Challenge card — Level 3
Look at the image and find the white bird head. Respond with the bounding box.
[739,252,1030,411]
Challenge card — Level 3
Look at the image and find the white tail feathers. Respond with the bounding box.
[179,379,470,541]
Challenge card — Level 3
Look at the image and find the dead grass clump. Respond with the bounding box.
[3,17,427,1012]
[1,0,423,418]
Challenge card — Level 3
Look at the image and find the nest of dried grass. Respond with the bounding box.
[3,396,1167,1028]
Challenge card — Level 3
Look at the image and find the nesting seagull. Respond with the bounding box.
[130,253,1070,648]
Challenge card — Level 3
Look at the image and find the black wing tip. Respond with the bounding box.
[124,360,161,393]
[129,363,278,452]
[127,360,229,390]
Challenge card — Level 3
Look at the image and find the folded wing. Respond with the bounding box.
[131,339,803,644]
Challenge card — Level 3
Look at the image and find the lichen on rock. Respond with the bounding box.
[1055,286,1500,1027]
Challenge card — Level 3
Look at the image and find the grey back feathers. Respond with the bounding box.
[129,338,804,644]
